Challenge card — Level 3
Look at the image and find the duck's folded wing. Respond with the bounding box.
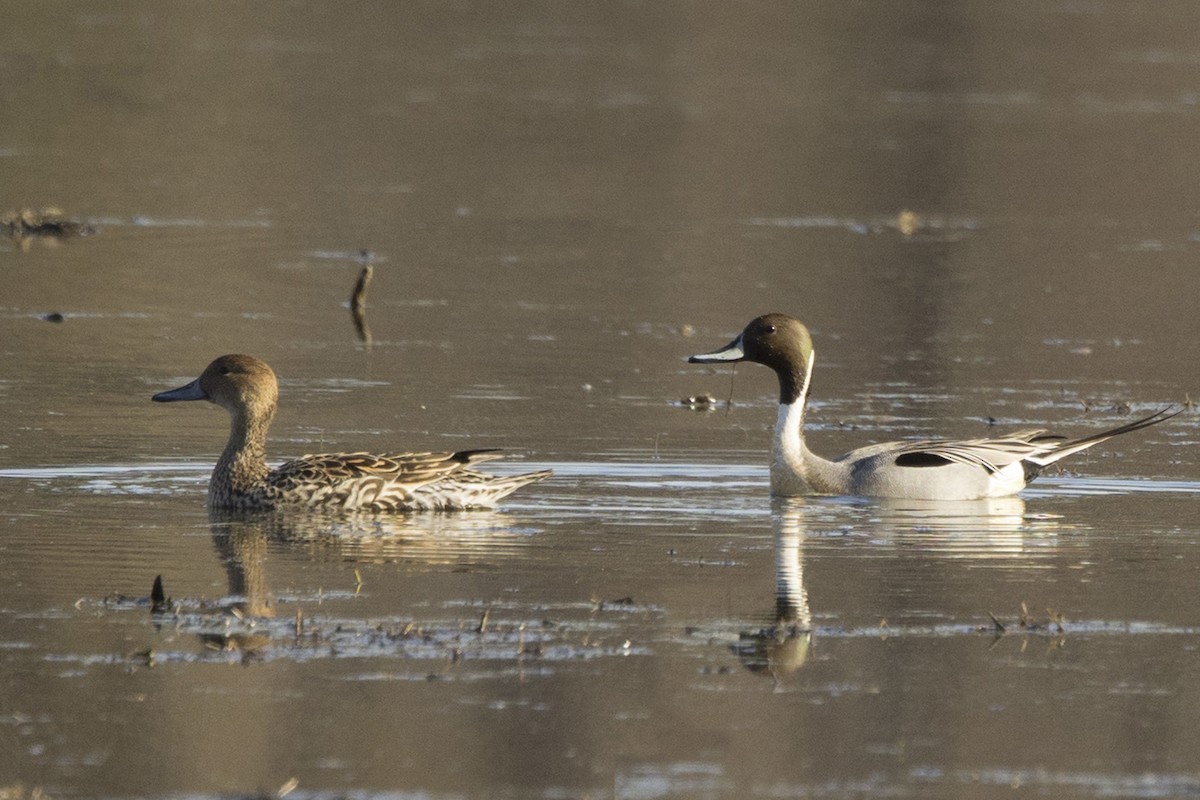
[892,431,1065,474]
[889,407,1178,474]
[266,449,507,509]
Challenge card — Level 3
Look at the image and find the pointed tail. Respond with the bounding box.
[1027,406,1181,467]
[481,468,553,501]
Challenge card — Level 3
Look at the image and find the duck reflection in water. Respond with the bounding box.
[154,508,536,660]
[735,495,1051,682]
[191,511,278,659]
[734,501,813,681]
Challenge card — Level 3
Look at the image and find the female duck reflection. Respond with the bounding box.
[735,496,1041,681]
[175,509,527,658]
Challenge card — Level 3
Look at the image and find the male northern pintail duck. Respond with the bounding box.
[152,354,550,511]
[689,314,1178,500]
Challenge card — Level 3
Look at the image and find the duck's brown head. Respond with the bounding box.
[153,354,279,419]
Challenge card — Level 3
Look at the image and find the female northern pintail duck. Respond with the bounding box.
[689,314,1178,500]
[152,354,550,511]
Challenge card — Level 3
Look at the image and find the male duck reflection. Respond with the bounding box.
[153,354,550,511]
[689,314,1178,501]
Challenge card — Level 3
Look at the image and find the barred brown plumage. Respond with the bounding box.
[153,355,549,511]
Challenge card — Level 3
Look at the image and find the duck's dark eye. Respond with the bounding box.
[766,325,777,334]
[218,366,231,375]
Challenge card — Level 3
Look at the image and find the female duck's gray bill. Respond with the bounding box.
[688,335,745,364]
[152,378,207,403]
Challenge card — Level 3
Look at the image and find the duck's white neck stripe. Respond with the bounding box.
[772,349,816,491]
[797,348,814,408]
[775,400,804,447]
[777,349,814,443]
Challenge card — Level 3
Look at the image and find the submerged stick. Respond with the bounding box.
[150,575,168,614]
[349,251,374,345]
[351,265,373,311]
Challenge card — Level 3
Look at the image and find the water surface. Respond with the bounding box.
[2,1,1199,798]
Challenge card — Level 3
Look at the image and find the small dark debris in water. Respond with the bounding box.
[681,394,717,411]
[982,604,1067,637]
[40,312,64,323]
[150,575,169,614]
[987,416,998,427]
[103,590,143,607]
[700,664,734,675]
[2,206,96,243]
[128,648,156,667]
[1079,397,1134,415]
[598,596,634,611]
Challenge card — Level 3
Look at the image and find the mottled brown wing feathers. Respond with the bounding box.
[257,448,550,511]
[276,450,495,485]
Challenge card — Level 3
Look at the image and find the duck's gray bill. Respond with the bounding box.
[688,336,745,364]
[152,378,206,402]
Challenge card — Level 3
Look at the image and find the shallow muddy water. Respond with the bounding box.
[3,2,1200,798]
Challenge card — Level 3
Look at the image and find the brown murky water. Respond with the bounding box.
[2,2,1200,798]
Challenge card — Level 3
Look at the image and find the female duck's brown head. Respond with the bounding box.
[153,354,279,420]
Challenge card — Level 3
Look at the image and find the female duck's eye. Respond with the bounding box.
[218,366,231,375]
[766,325,777,334]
